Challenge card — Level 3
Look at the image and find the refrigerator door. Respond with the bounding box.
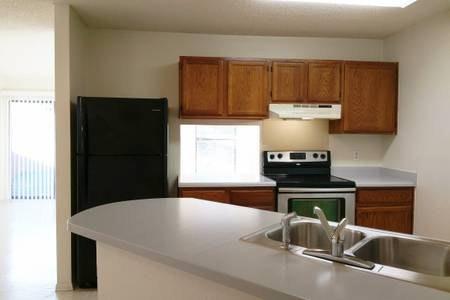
[75,236,97,288]
[77,97,167,155]
[76,155,167,211]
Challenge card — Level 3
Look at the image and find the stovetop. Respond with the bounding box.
[263,150,356,189]
[265,174,356,188]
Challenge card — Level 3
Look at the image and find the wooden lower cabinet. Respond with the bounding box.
[178,187,275,211]
[178,188,230,204]
[356,187,414,234]
[229,189,275,211]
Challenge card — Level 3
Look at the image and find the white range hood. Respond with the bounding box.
[269,103,341,120]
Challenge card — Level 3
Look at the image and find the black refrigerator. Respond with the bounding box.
[73,97,168,288]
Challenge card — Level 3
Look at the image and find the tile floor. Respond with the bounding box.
[0,200,97,300]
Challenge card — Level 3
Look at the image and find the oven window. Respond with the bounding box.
[288,198,345,222]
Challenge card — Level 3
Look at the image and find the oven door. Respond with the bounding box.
[277,188,355,224]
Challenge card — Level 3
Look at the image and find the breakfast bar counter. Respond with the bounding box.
[68,198,448,300]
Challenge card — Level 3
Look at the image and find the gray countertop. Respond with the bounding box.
[178,174,276,188]
[68,198,446,300]
[332,166,417,187]
[178,167,416,189]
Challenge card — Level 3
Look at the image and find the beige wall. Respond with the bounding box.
[330,135,388,166]
[54,6,450,290]
[81,29,384,195]
[54,3,72,291]
[262,119,329,150]
[383,10,450,240]
[54,4,88,290]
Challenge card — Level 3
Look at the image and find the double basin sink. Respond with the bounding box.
[242,218,450,292]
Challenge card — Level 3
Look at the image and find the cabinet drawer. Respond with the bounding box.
[357,188,414,207]
[230,189,275,208]
[179,189,230,203]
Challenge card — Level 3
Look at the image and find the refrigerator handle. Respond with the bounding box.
[77,97,86,154]
[76,155,88,213]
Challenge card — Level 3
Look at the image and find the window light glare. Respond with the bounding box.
[270,0,417,8]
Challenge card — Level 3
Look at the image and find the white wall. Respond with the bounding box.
[81,29,385,194]
[0,29,54,91]
[383,10,450,240]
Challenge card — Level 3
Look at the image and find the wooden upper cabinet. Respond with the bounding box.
[307,61,342,103]
[271,61,308,102]
[180,57,224,117]
[180,56,398,126]
[342,62,398,133]
[226,60,270,118]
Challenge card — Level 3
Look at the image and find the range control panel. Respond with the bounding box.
[266,151,328,163]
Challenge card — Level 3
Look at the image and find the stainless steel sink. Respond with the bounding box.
[353,236,450,277]
[266,221,365,250]
[241,217,450,293]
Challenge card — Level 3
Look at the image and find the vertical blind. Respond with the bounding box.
[8,95,55,200]
[0,96,10,201]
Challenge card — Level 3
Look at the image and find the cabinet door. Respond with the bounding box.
[307,61,341,103]
[226,60,269,118]
[272,61,307,102]
[230,189,275,211]
[356,206,413,234]
[180,57,224,117]
[343,62,397,133]
[179,188,230,204]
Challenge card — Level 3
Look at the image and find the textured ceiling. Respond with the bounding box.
[2,0,450,38]
[57,0,450,38]
[0,0,53,30]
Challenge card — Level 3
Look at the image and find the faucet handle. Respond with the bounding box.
[333,218,348,241]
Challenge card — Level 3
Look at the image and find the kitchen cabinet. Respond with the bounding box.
[180,57,398,127]
[271,61,308,102]
[178,187,275,211]
[330,62,398,134]
[307,61,342,103]
[229,189,275,211]
[179,56,225,117]
[178,188,230,204]
[356,187,414,234]
[179,57,269,119]
[271,60,341,104]
[226,60,270,118]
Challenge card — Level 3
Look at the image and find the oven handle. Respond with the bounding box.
[278,187,356,193]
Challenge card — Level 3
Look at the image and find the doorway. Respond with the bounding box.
[0,92,57,298]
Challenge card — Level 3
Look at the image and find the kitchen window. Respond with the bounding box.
[180,124,260,178]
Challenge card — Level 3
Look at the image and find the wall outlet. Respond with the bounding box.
[353,151,359,161]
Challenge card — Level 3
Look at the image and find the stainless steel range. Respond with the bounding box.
[263,150,356,224]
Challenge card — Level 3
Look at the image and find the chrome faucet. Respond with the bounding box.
[313,206,348,257]
[280,212,297,250]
